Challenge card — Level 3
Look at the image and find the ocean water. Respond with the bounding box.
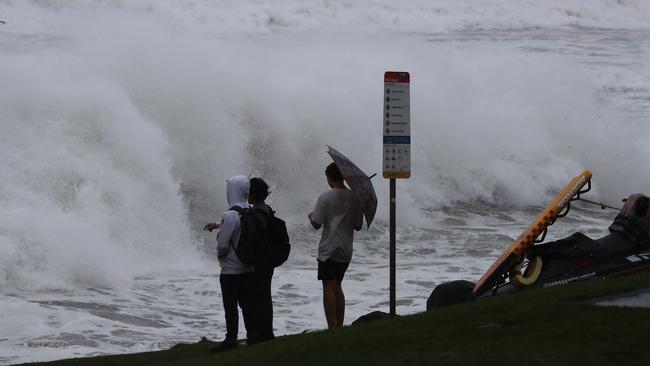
[1,0,650,364]
[597,288,650,308]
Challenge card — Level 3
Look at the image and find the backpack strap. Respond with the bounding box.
[229,206,245,215]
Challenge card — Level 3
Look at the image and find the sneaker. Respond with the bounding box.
[246,338,259,346]
[210,340,237,353]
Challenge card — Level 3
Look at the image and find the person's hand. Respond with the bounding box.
[308,212,321,230]
[203,222,220,232]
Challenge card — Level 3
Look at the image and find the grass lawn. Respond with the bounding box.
[20,272,650,366]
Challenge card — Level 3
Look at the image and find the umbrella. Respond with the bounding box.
[327,145,378,228]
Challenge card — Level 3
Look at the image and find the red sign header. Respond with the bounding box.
[384,71,410,83]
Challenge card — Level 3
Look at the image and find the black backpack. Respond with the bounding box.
[266,209,291,267]
[229,206,291,267]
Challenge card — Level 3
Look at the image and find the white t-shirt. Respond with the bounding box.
[311,188,364,263]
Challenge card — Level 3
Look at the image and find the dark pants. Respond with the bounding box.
[219,272,254,344]
[253,266,275,340]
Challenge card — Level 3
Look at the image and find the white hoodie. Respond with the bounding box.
[216,175,254,274]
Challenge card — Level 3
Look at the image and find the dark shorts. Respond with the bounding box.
[317,259,350,282]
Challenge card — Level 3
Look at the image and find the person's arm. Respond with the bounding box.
[309,194,326,230]
[216,212,236,257]
[203,220,222,232]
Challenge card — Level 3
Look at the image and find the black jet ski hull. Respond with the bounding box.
[482,232,650,296]
[428,232,650,308]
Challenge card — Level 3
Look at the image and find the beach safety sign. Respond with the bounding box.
[383,71,410,179]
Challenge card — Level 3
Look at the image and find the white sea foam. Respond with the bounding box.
[1,1,649,364]
[5,0,650,36]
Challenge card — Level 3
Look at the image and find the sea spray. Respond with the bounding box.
[2,0,650,287]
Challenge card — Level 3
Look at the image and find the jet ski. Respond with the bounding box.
[427,173,650,309]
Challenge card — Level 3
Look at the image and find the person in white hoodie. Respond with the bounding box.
[204,175,255,352]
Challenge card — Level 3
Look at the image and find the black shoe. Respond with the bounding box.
[246,336,260,346]
[210,341,237,353]
[259,333,275,343]
[248,333,275,346]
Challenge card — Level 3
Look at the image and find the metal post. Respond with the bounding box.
[389,178,396,317]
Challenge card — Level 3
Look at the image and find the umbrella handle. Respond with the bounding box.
[369,173,377,179]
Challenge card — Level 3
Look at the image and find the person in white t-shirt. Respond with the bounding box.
[308,162,363,329]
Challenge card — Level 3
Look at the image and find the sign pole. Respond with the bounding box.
[383,71,410,318]
[389,178,396,316]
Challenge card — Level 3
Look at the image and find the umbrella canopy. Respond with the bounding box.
[327,145,378,228]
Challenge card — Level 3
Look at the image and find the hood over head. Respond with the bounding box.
[226,175,249,207]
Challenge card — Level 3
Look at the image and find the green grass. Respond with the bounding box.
[20,273,650,366]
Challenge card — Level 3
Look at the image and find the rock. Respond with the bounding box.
[352,311,392,325]
[426,280,476,310]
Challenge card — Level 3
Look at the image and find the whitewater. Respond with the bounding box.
[1,0,650,364]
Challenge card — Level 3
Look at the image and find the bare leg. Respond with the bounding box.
[322,280,338,329]
[335,281,345,327]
